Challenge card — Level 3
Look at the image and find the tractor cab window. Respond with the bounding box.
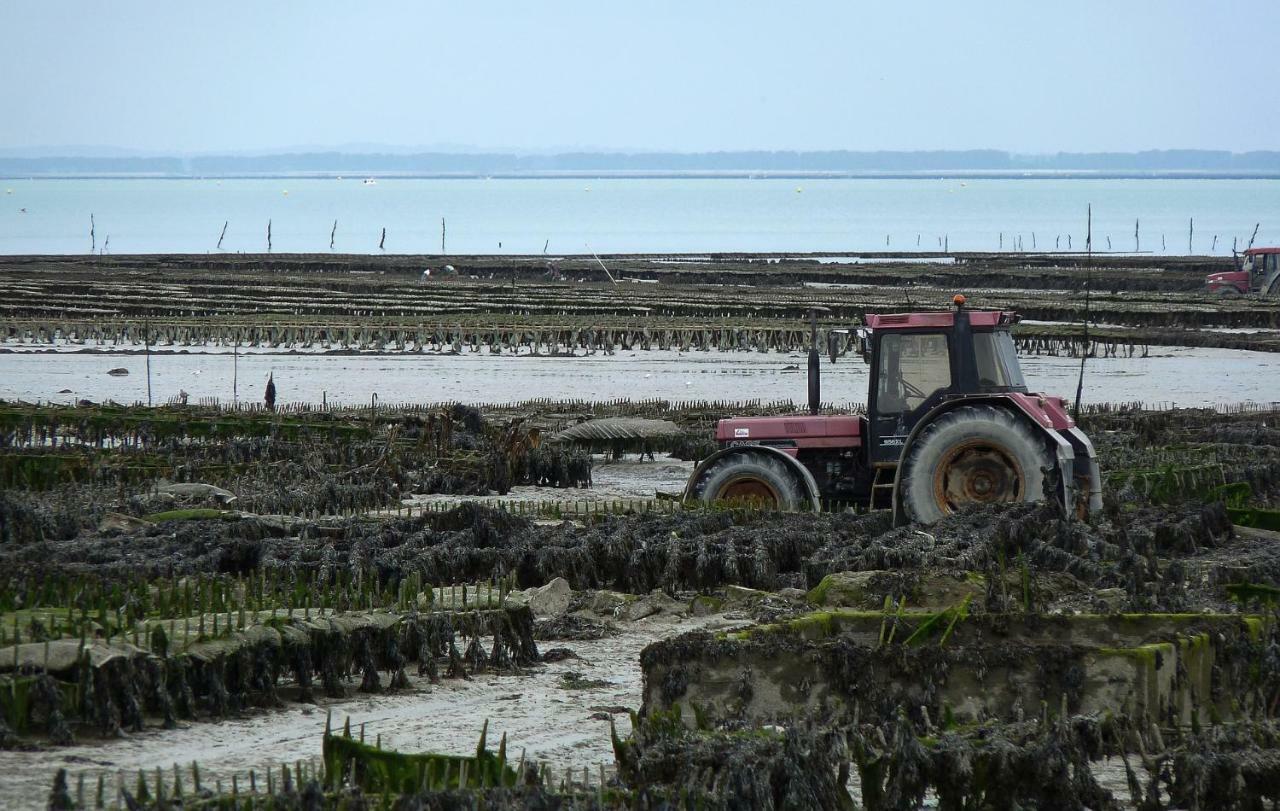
[877,332,951,414]
[973,330,1026,389]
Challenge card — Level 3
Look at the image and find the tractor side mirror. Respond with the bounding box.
[855,328,872,364]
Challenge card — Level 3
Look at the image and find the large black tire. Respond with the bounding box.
[692,452,808,511]
[900,405,1053,524]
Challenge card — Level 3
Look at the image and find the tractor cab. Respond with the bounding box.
[860,305,1029,465]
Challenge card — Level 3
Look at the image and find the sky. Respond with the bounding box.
[1,1,1276,155]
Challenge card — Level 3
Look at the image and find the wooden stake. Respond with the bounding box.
[144,319,152,407]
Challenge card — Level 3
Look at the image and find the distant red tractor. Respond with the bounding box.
[684,298,1103,524]
[1206,247,1280,297]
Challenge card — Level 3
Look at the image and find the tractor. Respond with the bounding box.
[1205,247,1280,297]
[683,297,1103,524]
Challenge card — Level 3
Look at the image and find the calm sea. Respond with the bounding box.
[1,177,1278,255]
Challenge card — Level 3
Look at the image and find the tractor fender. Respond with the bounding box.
[1062,426,1103,515]
[683,445,823,512]
[889,396,1078,526]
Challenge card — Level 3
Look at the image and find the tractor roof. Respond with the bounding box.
[1244,247,1280,255]
[865,310,1017,331]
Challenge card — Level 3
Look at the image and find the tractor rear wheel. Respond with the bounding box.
[692,452,807,511]
[901,405,1052,524]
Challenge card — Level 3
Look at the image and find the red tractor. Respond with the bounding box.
[683,298,1103,524]
[1205,247,1280,297]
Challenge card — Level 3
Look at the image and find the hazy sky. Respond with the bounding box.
[2,1,1276,154]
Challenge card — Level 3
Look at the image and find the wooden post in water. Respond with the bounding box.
[1134,219,1139,253]
[379,228,386,251]
[441,218,446,254]
[1188,217,1193,254]
[217,220,228,250]
[330,219,337,250]
[90,213,95,253]
[1073,204,1092,422]
[144,319,152,407]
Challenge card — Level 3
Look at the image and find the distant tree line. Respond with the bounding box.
[4,149,1280,176]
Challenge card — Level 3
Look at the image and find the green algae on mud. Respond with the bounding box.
[643,609,1276,730]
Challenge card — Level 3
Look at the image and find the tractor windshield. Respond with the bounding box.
[877,332,952,414]
[973,330,1026,390]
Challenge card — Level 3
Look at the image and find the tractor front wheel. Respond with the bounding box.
[691,452,808,511]
[901,405,1052,524]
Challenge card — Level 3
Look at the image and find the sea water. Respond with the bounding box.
[1,177,1278,255]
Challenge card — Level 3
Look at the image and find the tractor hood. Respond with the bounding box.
[716,415,862,449]
[1207,271,1246,282]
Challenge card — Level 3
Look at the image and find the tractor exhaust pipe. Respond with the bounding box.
[808,309,821,415]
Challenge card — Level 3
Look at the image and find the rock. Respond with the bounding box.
[558,671,610,690]
[778,588,808,602]
[807,570,985,610]
[1091,588,1128,613]
[534,615,616,641]
[97,512,154,534]
[526,577,572,618]
[914,573,986,609]
[723,585,769,605]
[541,647,578,663]
[155,482,237,505]
[620,590,685,622]
[689,595,725,616]
[806,571,883,607]
[584,590,630,617]
[57,388,72,394]
[106,367,129,376]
